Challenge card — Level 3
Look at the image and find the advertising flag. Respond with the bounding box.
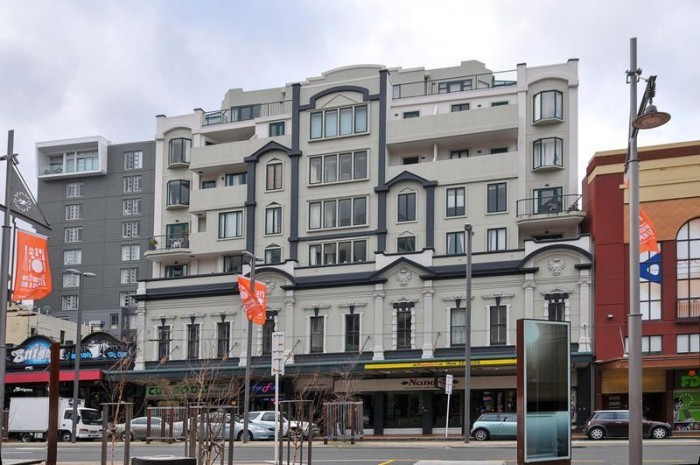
[639,208,660,254]
[237,275,267,325]
[12,229,52,301]
[9,164,50,229]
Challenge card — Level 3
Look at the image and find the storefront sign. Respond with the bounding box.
[7,333,132,367]
[364,358,516,370]
[676,369,700,389]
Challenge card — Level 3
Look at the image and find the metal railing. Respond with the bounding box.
[323,401,363,444]
[392,70,517,99]
[203,101,292,126]
[677,299,700,320]
[145,406,186,443]
[148,234,190,251]
[516,194,582,217]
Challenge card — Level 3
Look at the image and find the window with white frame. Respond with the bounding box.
[201,180,216,189]
[225,172,247,186]
[110,313,119,329]
[187,323,199,359]
[66,182,83,198]
[533,138,564,169]
[64,204,83,220]
[120,268,138,284]
[121,244,140,261]
[309,150,368,185]
[165,264,188,278]
[122,198,142,216]
[223,255,243,274]
[269,121,285,137]
[309,239,367,266]
[119,291,137,307]
[157,324,171,360]
[640,250,662,320]
[451,103,470,112]
[397,191,416,222]
[533,90,563,122]
[265,245,282,264]
[490,305,507,345]
[310,104,368,140]
[218,211,243,238]
[446,232,464,255]
[63,249,82,265]
[487,183,507,213]
[308,197,367,230]
[217,322,230,358]
[677,333,699,353]
[345,313,360,352]
[396,309,412,350]
[446,187,465,217]
[124,151,143,170]
[310,315,325,353]
[450,149,469,159]
[450,308,466,346]
[167,180,190,206]
[62,272,80,288]
[487,228,507,251]
[121,221,140,238]
[266,162,283,191]
[64,227,82,243]
[625,335,662,354]
[546,293,568,321]
[676,218,700,319]
[168,138,191,165]
[62,295,79,310]
[265,205,282,235]
[123,175,143,193]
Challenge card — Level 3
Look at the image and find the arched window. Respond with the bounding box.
[676,218,700,319]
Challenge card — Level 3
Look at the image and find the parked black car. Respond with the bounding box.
[583,410,672,440]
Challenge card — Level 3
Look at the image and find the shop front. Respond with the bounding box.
[672,368,700,432]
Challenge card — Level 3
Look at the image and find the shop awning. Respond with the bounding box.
[5,369,103,384]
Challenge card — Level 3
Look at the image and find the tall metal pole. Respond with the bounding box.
[0,130,15,462]
[242,251,256,444]
[627,37,643,465]
[71,272,85,443]
[464,224,473,443]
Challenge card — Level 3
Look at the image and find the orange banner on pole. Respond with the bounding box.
[12,229,52,301]
[237,275,267,325]
[639,208,660,254]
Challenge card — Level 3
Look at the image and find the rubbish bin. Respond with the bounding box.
[132,457,196,465]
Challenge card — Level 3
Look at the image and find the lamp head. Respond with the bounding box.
[633,104,671,129]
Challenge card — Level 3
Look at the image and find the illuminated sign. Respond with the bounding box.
[364,358,516,370]
[7,334,131,367]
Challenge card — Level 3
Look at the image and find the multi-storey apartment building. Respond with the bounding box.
[583,140,700,432]
[35,136,155,340]
[133,59,594,434]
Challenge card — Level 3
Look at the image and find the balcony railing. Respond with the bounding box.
[392,70,517,100]
[516,194,582,217]
[203,101,292,126]
[148,234,190,251]
[677,299,700,320]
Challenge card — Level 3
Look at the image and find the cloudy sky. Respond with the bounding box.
[1,0,698,194]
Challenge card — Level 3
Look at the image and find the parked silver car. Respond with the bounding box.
[114,416,183,441]
[246,411,319,438]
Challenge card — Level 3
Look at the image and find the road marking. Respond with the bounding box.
[378,460,395,465]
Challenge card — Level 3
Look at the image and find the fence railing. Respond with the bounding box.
[516,194,582,217]
[677,299,700,320]
[323,401,363,444]
[392,70,517,99]
[148,233,190,251]
[203,101,292,126]
[145,406,187,443]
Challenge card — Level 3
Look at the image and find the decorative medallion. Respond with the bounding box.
[264,280,276,295]
[12,191,32,213]
[395,267,413,287]
[548,258,566,276]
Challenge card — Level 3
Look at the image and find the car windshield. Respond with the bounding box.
[80,409,102,422]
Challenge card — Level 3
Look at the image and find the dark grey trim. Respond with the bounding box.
[377,70,389,251]
[299,85,380,111]
[385,170,436,188]
[426,184,435,248]
[243,140,298,163]
[246,160,256,252]
[290,84,301,260]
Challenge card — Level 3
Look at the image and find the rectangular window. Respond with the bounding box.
[201,179,216,189]
[309,150,368,185]
[64,227,82,243]
[62,272,80,288]
[353,240,367,262]
[640,281,662,320]
[121,221,140,238]
[339,107,353,135]
[265,246,282,264]
[324,154,337,183]
[338,198,352,227]
[310,316,324,353]
[310,105,368,140]
[403,156,419,165]
[123,175,143,193]
[450,308,466,346]
[323,200,336,228]
[266,163,283,191]
[450,150,469,159]
[451,103,470,112]
[167,180,190,206]
[309,244,322,266]
[397,236,416,253]
[446,232,464,255]
[62,295,79,310]
[122,198,143,216]
[438,80,472,93]
[403,111,420,118]
[119,291,136,307]
[446,187,465,217]
[157,325,171,360]
[490,147,509,154]
[233,104,261,122]
[218,211,243,238]
[325,109,338,138]
[64,204,83,221]
[548,301,565,321]
[265,206,282,235]
[66,182,83,198]
[625,335,663,354]
[309,197,367,230]
[345,314,360,352]
[120,268,138,284]
[110,313,119,329]
[533,138,564,169]
[490,305,507,345]
[339,152,353,181]
[323,242,336,265]
[491,101,509,107]
[487,183,507,213]
[310,112,323,139]
[309,240,366,266]
[677,333,700,353]
[535,187,563,214]
[217,322,230,358]
[223,255,243,273]
[63,249,82,265]
[187,324,199,359]
[262,316,274,356]
[165,264,188,278]
[487,228,507,251]
[534,90,563,122]
[225,173,247,186]
[269,121,285,137]
[121,244,141,261]
[398,192,416,222]
[124,151,143,170]
[309,157,322,184]
[397,311,412,349]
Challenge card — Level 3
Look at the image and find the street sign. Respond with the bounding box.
[445,374,454,395]
[271,331,285,376]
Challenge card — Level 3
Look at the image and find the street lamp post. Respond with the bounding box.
[626,37,670,465]
[65,269,96,443]
[464,224,473,444]
[241,251,257,444]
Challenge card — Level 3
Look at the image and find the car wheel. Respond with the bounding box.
[650,427,667,439]
[473,428,490,441]
[237,430,254,441]
[59,431,72,442]
[120,431,133,441]
[587,427,605,440]
[20,433,33,443]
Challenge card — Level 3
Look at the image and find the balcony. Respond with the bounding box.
[145,234,191,262]
[189,184,247,214]
[203,101,292,126]
[516,194,585,231]
[36,136,109,180]
[677,299,700,322]
[190,135,292,173]
[392,70,517,99]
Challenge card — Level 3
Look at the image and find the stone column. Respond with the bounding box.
[284,292,295,364]
[523,274,535,319]
[372,284,385,360]
[578,269,592,352]
[421,282,434,359]
[134,303,146,370]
